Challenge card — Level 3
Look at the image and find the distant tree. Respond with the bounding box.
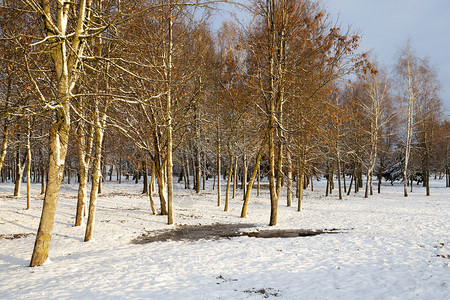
[395,42,442,196]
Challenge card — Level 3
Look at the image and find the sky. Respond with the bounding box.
[324,0,450,113]
[212,0,450,114]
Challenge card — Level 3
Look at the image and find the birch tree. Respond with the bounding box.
[360,65,391,198]
[395,43,439,197]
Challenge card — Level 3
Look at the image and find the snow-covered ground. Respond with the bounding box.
[1,178,449,299]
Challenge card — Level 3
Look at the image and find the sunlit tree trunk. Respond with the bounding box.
[0,120,8,174]
[84,103,106,242]
[75,113,93,226]
[164,0,174,224]
[337,154,342,200]
[217,127,221,206]
[30,0,91,267]
[233,156,237,198]
[14,143,26,197]
[286,150,292,206]
[241,137,267,217]
[225,139,233,212]
[31,105,71,266]
[26,121,32,209]
[148,160,156,214]
[401,46,416,197]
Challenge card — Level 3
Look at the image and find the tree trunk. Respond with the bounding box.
[195,149,201,194]
[14,146,26,197]
[185,154,191,189]
[347,166,354,196]
[217,131,221,206]
[142,160,148,194]
[343,168,347,194]
[84,108,106,242]
[26,122,32,209]
[337,159,342,200]
[297,166,304,212]
[202,153,206,191]
[286,151,292,206]
[268,114,278,226]
[148,161,156,214]
[40,160,46,195]
[257,162,260,197]
[30,106,70,266]
[75,122,92,226]
[0,124,8,174]
[242,154,248,197]
[241,137,267,218]
[233,156,237,198]
[156,162,168,215]
[225,140,233,212]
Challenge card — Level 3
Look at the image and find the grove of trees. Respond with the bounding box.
[0,0,448,267]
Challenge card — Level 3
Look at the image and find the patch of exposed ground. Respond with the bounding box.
[131,223,343,244]
[243,287,281,298]
[0,233,35,240]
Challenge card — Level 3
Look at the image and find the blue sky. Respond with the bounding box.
[212,0,450,113]
[324,0,450,112]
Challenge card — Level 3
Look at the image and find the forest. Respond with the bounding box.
[1,0,449,269]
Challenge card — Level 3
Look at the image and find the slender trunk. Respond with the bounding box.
[185,154,191,189]
[330,165,335,191]
[26,122,32,209]
[242,155,247,197]
[233,156,237,198]
[142,160,148,194]
[370,173,373,195]
[217,131,221,206]
[347,168,353,196]
[241,137,267,217]
[152,125,167,215]
[75,123,92,227]
[297,163,304,212]
[225,141,233,212]
[97,157,102,194]
[257,162,260,197]
[0,125,8,175]
[403,50,415,197]
[148,161,156,214]
[425,146,430,196]
[84,108,105,242]
[156,161,168,215]
[202,154,206,191]
[337,159,342,200]
[276,139,283,199]
[364,170,371,198]
[377,173,382,194]
[166,119,174,224]
[286,151,292,206]
[118,157,122,184]
[195,150,201,194]
[14,147,25,197]
[40,161,46,195]
[343,169,347,194]
[67,161,71,184]
[268,114,278,225]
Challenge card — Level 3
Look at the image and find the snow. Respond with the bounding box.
[1,178,449,299]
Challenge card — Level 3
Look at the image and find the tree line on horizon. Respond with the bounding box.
[0,0,449,267]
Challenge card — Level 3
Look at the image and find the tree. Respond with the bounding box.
[395,42,442,196]
[359,64,391,198]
